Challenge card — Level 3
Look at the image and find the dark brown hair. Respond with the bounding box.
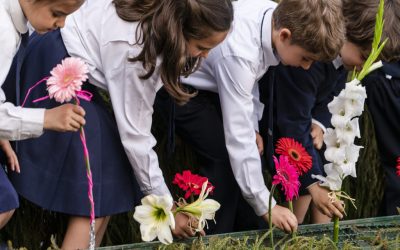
[343,0,400,62]
[113,0,233,104]
[273,0,345,62]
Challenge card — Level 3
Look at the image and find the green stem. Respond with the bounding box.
[333,215,340,245]
[288,201,296,239]
[269,185,276,250]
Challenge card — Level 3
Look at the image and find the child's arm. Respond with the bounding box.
[211,57,298,232]
[0,102,86,140]
[310,122,324,150]
[0,139,19,173]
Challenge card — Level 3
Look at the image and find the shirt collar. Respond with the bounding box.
[332,56,344,69]
[8,0,28,34]
[261,8,280,66]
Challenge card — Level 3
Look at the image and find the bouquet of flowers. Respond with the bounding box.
[133,170,220,245]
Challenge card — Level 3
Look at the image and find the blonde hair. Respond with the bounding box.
[273,0,345,62]
[343,0,400,62]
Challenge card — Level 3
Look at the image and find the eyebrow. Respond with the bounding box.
[53,10,69,16]
[197,43,214,50]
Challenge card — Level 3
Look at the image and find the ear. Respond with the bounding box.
[278,28,292,43]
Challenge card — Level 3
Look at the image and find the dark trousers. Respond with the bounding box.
[154,87,265,234]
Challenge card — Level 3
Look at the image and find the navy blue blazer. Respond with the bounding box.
[362,61,400,215]
[259,62,343,188]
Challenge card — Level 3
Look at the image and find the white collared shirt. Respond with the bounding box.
[61,0,170,197]
[181,0,279,216]
[0,0,45,140]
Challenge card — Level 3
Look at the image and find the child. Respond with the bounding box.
[4,0,233,247]
[340,0,400,215]
[0,0,85,231]
[155,0,345,234]
[258,62,347,224]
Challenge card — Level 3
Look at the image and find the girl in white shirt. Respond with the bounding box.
[0,0,84,232]
[6,0,233,247]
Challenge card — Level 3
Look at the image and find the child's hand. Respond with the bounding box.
[255,131,264,155]
[171,212,205,239]
[263,204,298,233]
[0,139,20,173]
[310,123,324,150]
[308,183,344,219]
[44,104,86,132]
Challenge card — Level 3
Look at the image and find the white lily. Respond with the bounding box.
[177,181,221,232]
[133,194,175,245]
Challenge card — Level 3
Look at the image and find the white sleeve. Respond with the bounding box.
[61,16,106,88]
[106,60,171,197]
[0,25,45,141]
[251,83,264,132]
[311,118,327,133]
[214,57,276,216]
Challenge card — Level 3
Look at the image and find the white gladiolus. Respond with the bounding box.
[133,194,175,245]
[312,163,343,191]
[335,118,361,145]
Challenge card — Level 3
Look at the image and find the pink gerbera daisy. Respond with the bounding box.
[272,155,300,201]
[275,137,312,175]
[396,157,400,177]
[46,57,89,103]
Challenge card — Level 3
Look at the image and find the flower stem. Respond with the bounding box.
[269,185,276,249]
[288,200,296,239]
[333,215,340,245]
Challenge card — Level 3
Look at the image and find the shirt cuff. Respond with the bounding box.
[12,107,45,140]
[142,181,172,198]
[244,187,276,216]
[311,118,327,133]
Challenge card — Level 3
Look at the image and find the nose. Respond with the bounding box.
[199,50,210,59]
[56,17,66,28]
[301,61,313,70]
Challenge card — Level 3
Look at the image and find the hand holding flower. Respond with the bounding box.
[43,103,86,132]
[308,183,344,219]
[262,205,297,233]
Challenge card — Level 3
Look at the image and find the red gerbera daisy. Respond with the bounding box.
[173,170,214,199]
[275,137,312,175]
[272,155,300,201]
[396,157,400,177]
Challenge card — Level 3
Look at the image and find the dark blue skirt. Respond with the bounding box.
[5,30,142,217]
[0,165,19,213]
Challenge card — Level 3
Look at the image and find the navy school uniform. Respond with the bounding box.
[362,61,400,215]
[154,87,265,234]
[0,60,19,214]
[0,164,19,213]
[2,30,142,217]
[258,62,345,195]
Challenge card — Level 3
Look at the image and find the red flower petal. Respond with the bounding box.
[173,170,215,198]
[275,137,312,175]
[396,157,400,177]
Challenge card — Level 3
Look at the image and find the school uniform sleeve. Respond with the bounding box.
[214,55,276,216]
[0,10,44,141]
[62,1,171,197]
[273,64,324,188]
